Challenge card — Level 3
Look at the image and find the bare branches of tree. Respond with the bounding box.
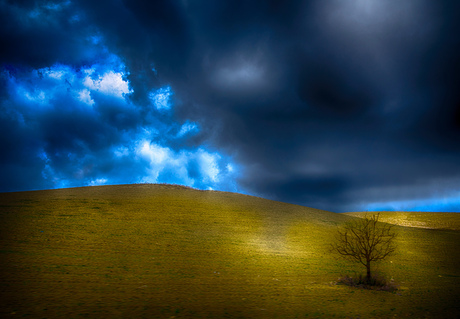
[332,213,397,282]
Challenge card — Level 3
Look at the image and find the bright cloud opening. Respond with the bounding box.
[197,150,220,183]
[149,86,173,110]
[137,140,171,166]
[83,70,131,98]
[132,138,238,191]
[89,178,108,186]
[78,89,94,106]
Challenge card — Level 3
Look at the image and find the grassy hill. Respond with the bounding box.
[0,184,459,318]
[344,211,460,231]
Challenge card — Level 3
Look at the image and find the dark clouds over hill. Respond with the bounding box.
[1,0,459,212]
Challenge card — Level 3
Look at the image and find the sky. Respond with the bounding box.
[1,0,460,213]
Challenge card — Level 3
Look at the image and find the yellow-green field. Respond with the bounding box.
[0,184,459,318]
[344,211,460,231]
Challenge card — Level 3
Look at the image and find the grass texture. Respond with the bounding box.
[0,184,459,318]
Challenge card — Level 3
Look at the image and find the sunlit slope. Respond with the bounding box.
[344,211,460,230]
[0,184,459,318]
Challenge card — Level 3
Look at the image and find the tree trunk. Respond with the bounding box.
[366,261,371,283]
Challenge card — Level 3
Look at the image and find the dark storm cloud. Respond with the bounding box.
[0,1,104,68]
[1,0,460,211]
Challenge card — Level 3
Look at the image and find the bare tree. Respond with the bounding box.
[332,213,397,282]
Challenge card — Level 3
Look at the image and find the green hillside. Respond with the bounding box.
[0,184,459,318]
[344,211,460,231]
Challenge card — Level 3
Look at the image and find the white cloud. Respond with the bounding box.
[89,178,108,186]
[114,146,129,158]
[135,140,172,182]
[45,69,66,80]
[133,140,228,187]
[83,70,131,98]
[149,86,173,110]
[43,65,71,81]
[78,89,94,106]
[23,89,47,104]
[137,140,170,165]
[197,149,220,183]
[226,163,234,173]
[6,61,134,114]
[178,121,199,137]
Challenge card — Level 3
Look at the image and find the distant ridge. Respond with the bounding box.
[344,211,460,231]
